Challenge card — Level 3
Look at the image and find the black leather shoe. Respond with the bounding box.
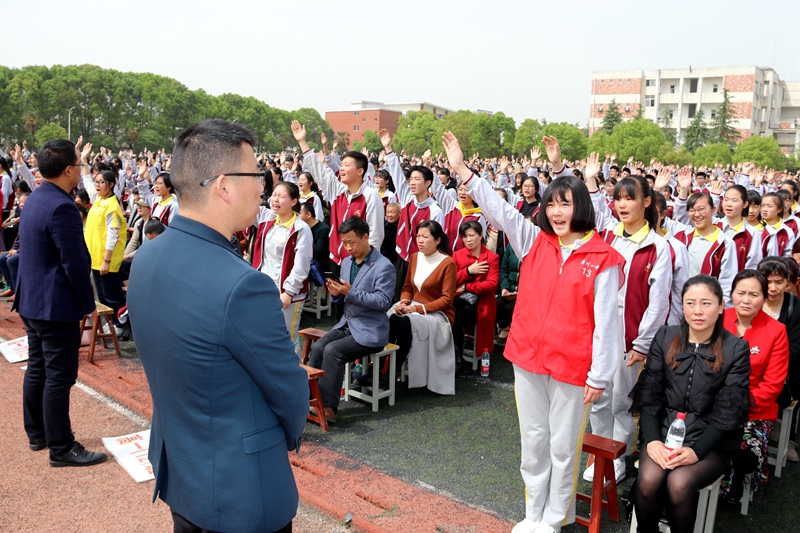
[49,442,108,467]
[29,438,47,451]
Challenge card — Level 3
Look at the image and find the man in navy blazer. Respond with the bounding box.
[307,216,395,423]
[15,139,106,467]
[127,120,308,533]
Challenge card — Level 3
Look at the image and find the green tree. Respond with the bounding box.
[534,122,587,162]
[684,109,709,153]
[601,99,623,135]
[352,129,383,154]
[787,151,799,173]
[512,118,545,156]
[34,122,68,145]
[733,135,786,170]
[659,108,677,146]
[692,143,733,167]
[606,118,670,162]
[394,110,440,156]
[436,110,476,156]
[709,88,741,147]
[657,145,694,166]
[333,130,351,151]
[587,130,609,157]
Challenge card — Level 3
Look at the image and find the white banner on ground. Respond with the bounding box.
[102,430,154,483]
[0,336,28,363]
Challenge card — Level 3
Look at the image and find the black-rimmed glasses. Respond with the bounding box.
[200,172,266,187]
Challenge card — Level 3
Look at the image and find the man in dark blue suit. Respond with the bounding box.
[15,139,107,467]
[127,120,308,533]
[308,216,395,423]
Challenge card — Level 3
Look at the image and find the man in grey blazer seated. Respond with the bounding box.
[308,216,396,424]
[128,119,308,533]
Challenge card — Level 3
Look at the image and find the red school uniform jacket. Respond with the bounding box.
[453,246,500,354]
[505,232,625,387]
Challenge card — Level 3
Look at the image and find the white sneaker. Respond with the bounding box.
[511,518,537,533]
[614,458,626,483]
[788,441,799,462]
[582,463,595,482]
[533,521,557,533]
[102,322,111,335]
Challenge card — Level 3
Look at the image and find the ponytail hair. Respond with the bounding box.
[613,175,658,231]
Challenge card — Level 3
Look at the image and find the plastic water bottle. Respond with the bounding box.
[480,349,490,377]
[664,412,686,462]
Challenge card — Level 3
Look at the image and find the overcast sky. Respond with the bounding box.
[4,0,799,127]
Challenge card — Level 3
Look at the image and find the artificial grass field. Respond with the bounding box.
[299,312,800,532]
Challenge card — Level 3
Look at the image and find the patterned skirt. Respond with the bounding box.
[720,419,774,494]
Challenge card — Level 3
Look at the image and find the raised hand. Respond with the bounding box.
[81,142,93,162]
[316,150,326,165]
[379,128,393,152]
[541,136,563,172]
[676,166,693,198]
[584,152,601,185]
[530,145,541,162]
[75,135,83,151]
[499,156,510,174]
[709,178,723,195]
[654,167,671,191]
[441,132,467,174]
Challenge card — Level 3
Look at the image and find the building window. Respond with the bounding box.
[619,79,622,82]
[712,83,719,93]
[600,79,604,83]
[627,79,631,83]
[645,79,656,87]
[362,118,366,122]
[374,118,378,122]
[668,110,674,119]
[597,105,603,112]
[625,104,630,111]
[711,111,717,118]
[354,111,359,116]
[670,85,675,93]
[354,125,359,131]
[645,95,655,107]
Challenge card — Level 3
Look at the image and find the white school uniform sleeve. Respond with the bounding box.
[312,195,324,222]
[82,172,98,203]
[17,163,36,190]
[784,229,796,258]
[587,266,621,389]
[362,187,384,250]
[282,170,297,184]
[430,170,457,214]
[303,149,344,204]
[631,239,673,357]
[590,190,618,232]
[386,152,412,207]
[167,201,179,225]
[464,173,538,260]
[283,224,313,297]
[137,179,157,208]
[744,228,763,270]
[324,152,340,174]
[719,235,738,307]
[668,239,689,326]
[673,197,691,225]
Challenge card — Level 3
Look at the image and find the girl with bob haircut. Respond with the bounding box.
[720,269,789,503]
[671,169,737,305]
[719,184,763,270]
[297,171,324,222]
[746,190,762,229]
[582,152,673,484]
[760,192,796,258]
[443,132,624,533]
[136,166,179,227]
[249,180,313,357]
[630,275,750,532]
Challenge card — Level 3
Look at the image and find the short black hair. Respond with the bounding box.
[731,269,768,299]
[37,139,77,179]
[171,119,258,206]
[613,175,658,231]
[341,151,368,180]
[156,172,174,194]
[409,165,434,185]
[76,189,90,204]
[100,170,117,186]
[782,180,800,202]
[438,168,450,177]
[338,216,370,237]
[758,256,789,280]
[686,192,714,212]
[536,176,595,235]
[300,202,316,218]
[416,219,450,255]
[144,218,166,236]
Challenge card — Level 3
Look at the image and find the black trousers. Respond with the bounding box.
[21,317,81,456]
[172,512,291,533]
[495,295,517,329]
[307,326,383,409]
[452,297,477,359]
[388,314,413,370]
[92,269,126,319]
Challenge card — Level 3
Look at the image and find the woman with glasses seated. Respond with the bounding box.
[669,190,737,306]
[136,160,179,226]
[81,168,128,323]
[249,181,312,358]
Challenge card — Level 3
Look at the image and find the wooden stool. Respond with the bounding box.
[303,364,328,432]
[79,302,121,362]
[461,324,480,371]
[302,283,331,319]
[576,434,627,533]
[299,327,328,364]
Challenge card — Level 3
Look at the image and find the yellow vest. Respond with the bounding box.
[84,195,127,272]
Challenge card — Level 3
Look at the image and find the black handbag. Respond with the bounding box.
[777,296,795,411]
[456,292,479,306]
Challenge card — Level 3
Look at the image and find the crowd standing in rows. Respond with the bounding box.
[4,119,800,533]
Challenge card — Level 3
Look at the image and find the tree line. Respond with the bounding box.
[0,64,333,154]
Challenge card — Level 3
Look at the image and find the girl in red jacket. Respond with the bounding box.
[721,269,789,502]
[444,133,624,533]
[452,220,499,372]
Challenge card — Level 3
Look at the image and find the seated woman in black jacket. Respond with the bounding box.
[631,275,750,533]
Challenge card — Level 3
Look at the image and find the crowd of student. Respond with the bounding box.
[3,124,800,533]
